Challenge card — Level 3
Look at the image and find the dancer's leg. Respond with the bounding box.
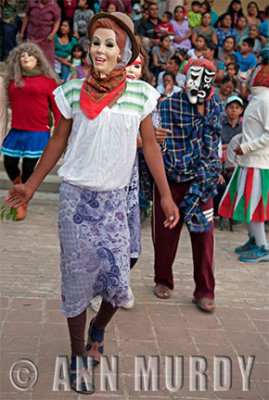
[67,310,87,357]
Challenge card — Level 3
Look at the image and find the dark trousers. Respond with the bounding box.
[152,181,215,300]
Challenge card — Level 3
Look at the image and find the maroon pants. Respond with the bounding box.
[152,181,215,300]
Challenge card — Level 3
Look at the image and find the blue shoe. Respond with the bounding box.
[86,318,104,367]
[235,237,256,254]
[239,245,269,263]
[70,356,95,394]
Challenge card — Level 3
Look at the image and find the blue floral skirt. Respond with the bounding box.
[58,181,130,317]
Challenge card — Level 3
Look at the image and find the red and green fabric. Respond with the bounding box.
[218,166,269,222]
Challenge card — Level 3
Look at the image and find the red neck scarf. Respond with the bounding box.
[80,65,127,119]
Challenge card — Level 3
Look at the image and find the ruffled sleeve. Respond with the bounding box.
[140,82,160,121]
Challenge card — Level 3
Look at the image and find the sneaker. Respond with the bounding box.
[89,295,102,313]
[239,245,269,263]
[235,237,256,254]
[122,286,135,310]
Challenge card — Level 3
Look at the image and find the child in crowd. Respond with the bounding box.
[188,1,202,28]
[70,44,83,68]
[218,36,236,62]
[248,24,262,56]
[70,50,91,79]
[235,16,248,47]
[157,55,186,89]
[73,0,94,40]
[187,34,205,58]
[155,11,174,39]
[221,95,243,149]
[225,62,239,78]
[151,35,174,76]
[235,37,257,75]
[227,0,244,29]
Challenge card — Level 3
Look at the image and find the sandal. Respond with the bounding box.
[154,283,171,299]
[192,298,216,313]
[70,356,95,394]
[86,318,104,367]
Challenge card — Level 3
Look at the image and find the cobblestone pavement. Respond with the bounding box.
[1,197,269,400]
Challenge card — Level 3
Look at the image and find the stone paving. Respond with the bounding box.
[0,197,269,400]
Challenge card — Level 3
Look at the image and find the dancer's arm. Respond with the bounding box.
[6,116,72,207]
[140,114,179,228]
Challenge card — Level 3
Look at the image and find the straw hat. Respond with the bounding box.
[87,12,139,65]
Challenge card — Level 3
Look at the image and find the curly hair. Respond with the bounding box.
[5,41,58,89]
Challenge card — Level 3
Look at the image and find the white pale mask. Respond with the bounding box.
[20,52,38,70]
[90,28,120,78]
[126,55,142,80]
[186,66,215,104]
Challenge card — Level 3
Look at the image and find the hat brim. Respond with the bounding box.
[87,12,139,65]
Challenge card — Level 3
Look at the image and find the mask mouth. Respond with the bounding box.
[190,89,198,96]
[198,90,206,98]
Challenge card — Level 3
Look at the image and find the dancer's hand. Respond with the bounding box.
[5,184,34,208]
[161,196,180,229]
[234,145,243,155]
[154,127,171,143]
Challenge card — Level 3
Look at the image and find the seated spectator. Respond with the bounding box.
[73,0,94,41]
[234,37,257,74]
[151,35,174,76]
[224,53,237,67]
[225,62,239,78]
[246,1,262,26]
[137,2,160,52]
[227,0,244,29]
[203,40,224,82]
[200,0,210,14]
[235,16,249,47]
[171,5,192,50]
[221,95,243,149]
[188,1,202,28]
[192,11,218,45]
[54,19,77,82]
[132,0,142,33]
[216,13,236,47]
[70,50,91,79]
[207,0,219,27]
[187,34,205,58]
[70,43,83,68]
[258,6,269,46]
[248,24,262,56]
[214,75,237,109]
[155,11,174,38]
[157,71,182,102]
[218,36,236,61]
[100,0,132,17]
[157,55,186,88]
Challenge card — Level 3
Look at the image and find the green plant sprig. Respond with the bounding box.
[0,205,18,221]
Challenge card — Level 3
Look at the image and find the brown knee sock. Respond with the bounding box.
[93,301,118,330]
[67,310,87,357]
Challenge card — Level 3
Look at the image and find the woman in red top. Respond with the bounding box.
[1,41,60,220]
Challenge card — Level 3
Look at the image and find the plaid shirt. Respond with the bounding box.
[159,90,222,232]
[216,27,237,47]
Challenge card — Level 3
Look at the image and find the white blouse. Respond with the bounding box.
[53,79,159,191]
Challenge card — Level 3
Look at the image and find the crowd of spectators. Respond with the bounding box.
[0,0,268,219]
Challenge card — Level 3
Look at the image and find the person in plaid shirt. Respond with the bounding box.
[153,58,222,312]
